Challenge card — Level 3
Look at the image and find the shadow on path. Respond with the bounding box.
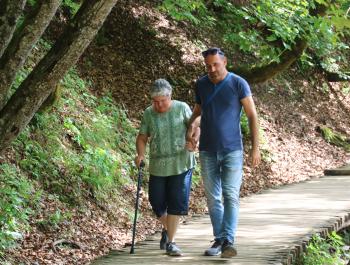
[92,165,350,265]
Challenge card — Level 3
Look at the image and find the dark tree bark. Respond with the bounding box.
[0,0,61,109]
[325,71,350,82]
[0,0,27,58]
[0,0,118,153]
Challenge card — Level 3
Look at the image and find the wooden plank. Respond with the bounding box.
[92,174,350,265]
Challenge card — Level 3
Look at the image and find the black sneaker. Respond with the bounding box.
[166,242,182,256]
[221,239,237,258]
[204,239,222,256]
[160,229,168,250]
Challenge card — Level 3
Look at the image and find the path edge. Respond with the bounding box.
[279,212,350,265]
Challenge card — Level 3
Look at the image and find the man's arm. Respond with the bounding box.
[187,103,201,132]
[186,104,201,150]
[241,96,261,167]
[135,133,148,167]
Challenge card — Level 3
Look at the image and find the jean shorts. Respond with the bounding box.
[148,168,193,217]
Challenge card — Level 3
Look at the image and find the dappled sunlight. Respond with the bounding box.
[93,174,350,264]
[1,0,349,264]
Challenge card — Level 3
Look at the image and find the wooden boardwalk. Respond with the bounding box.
[92,169,350,265]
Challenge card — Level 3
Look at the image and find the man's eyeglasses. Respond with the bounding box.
[201,47,225,58]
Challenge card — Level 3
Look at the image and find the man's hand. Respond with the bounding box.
[186,124,200,152]
[241,97,260,168]
[250,148,261,167]
[186,113,201,152]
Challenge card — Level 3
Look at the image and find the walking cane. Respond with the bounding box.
[130,160,145,254]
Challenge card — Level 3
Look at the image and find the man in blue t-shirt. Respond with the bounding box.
[187,47,261,258]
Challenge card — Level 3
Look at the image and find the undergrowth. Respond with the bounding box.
[319,126,350,152]
[0,164,40,256]
[299,230,350,265]
[1,47,138,255]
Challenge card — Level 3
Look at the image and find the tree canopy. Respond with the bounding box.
[159,0,350,82]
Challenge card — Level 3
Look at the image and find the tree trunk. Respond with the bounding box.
[0,0,118,153]
[0,0,61,109]
[0,0,27,58]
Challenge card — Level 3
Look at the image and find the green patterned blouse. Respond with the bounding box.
[139,100,196,176]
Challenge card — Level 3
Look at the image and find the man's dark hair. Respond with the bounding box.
[202,47,225,58]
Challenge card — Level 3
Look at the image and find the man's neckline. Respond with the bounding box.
[208,72,230,85]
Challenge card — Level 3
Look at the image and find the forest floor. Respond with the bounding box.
[5,1,350,264]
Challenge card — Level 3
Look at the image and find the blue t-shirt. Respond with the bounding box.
[195,72,251,152]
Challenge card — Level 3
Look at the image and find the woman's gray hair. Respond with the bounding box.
[150,79,172,98]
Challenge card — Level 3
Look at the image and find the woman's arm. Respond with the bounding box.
[135,133,148,167]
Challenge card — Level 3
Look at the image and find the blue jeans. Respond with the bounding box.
[200,150,243,243]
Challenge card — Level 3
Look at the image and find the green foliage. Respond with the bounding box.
[9,38,52,98]
[320,126,350,151]
[340,228,350,246]
[62,0,81,16]
[12,68,137,204]
[340,82,350,95]
[36,209,72,231]
[37,38,52,52]
[0,165,40,253]
[301,232,346,265]
[159,0,349,74]
[241,112,272,163]
[27,0,37,7]
[191,153,201,187]
[10,68,30,94]
[159,0,214,25]
[240,112,249,137]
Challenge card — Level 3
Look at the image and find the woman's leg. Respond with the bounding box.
[166,214,180,242]
[159,214,168,230]
[165,169,192,255]
[149,175,168,249]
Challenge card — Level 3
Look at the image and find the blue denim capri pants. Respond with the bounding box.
[148,168,193,217]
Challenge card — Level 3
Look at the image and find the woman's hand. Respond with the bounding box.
[134,155,145,168]
[185,140,197,151]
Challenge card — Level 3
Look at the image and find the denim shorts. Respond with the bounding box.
[148,169,193,217]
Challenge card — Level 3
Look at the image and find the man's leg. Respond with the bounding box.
[221,150,243,257]
[200,151,223,239]
[200,151,224,255]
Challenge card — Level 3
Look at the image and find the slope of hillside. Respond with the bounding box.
[2,1,349,264]
[79,0,349,191]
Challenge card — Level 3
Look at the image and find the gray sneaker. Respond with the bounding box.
[221,239,237,258]
[166,242,182,256]
[204,239,222,256]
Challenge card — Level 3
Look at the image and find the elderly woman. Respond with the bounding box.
[135,79,197,256]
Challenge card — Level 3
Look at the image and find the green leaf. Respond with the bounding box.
[330,17,350,30]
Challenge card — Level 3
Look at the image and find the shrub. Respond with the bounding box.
[0,164,40,253]
[301,232,346,265]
